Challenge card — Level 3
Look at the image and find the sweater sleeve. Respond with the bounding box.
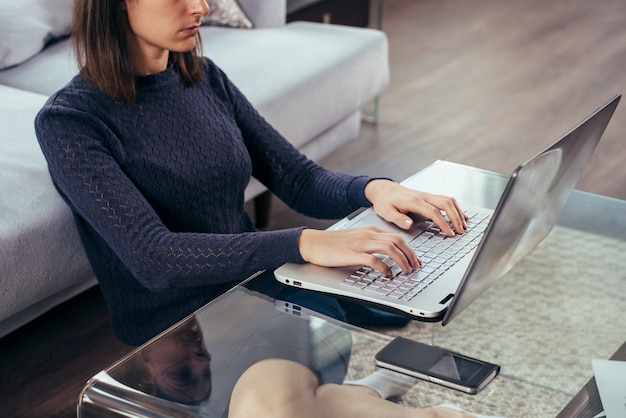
[35,97,306,291]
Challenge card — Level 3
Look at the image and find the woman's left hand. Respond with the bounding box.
[364,179,468,236]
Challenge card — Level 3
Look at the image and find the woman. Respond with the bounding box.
[35,0,467,346]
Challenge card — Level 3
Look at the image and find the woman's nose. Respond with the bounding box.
[191,0,210,17]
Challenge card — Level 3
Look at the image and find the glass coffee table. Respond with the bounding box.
[77,161,626,418]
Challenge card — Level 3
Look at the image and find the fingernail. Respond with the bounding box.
[403,219,413,228]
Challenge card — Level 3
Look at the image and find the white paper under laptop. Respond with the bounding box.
[592,359,626,418]
[274,95,620,324]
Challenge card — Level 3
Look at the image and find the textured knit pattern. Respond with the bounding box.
[35,58,373,344]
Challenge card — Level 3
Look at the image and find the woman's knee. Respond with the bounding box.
[229,359,320,418]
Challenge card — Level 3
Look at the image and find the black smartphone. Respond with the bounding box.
[374,336,500,394]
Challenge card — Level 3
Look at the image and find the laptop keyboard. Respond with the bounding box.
[340,210,491,301]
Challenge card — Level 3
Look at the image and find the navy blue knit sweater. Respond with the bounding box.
[35,58,373,344]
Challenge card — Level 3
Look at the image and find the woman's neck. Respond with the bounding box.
[129,39,170,76]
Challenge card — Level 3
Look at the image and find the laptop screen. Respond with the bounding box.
[442,95,621,325]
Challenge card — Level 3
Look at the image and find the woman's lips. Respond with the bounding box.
[181,25,200,36]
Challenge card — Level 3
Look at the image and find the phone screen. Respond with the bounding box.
[429,352,483,381]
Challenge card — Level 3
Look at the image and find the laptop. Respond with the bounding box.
[274,95,620,325]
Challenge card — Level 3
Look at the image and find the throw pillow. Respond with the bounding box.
[0,0,73,70]
[202,0,253,29]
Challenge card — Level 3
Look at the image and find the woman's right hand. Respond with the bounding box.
[298,226,421,276]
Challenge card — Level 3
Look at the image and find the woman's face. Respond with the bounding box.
[123,0,209,74]
[142,319,213,404]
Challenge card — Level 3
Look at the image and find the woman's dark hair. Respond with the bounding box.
[72,0,204,102]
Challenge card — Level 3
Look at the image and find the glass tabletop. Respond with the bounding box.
[77,161,626,418]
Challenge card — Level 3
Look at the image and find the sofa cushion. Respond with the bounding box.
[0,85,94,328]
[203,0,253,28]
[0,38,76,94]
[0,0,72,70]
[236,0,285,28]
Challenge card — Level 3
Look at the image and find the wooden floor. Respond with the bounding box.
[1,0,625,416]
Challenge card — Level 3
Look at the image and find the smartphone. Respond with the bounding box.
[374,336,500,394]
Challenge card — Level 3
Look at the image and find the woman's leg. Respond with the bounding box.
[229,358,476,418]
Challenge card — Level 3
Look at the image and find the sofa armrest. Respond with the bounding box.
[238,0,286,28]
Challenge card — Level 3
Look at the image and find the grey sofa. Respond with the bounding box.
[0,0,389,337]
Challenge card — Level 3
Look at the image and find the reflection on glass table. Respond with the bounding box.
[78,281,403,417]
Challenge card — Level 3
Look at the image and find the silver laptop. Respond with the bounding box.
[274,95,620,325]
